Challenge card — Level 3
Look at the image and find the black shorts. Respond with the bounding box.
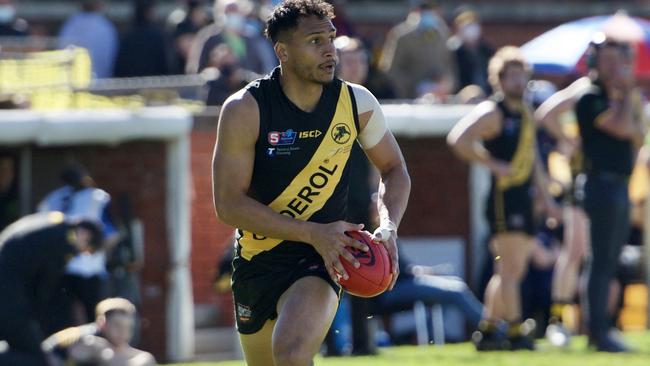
[231,242,341,334]
[486,182,535,236]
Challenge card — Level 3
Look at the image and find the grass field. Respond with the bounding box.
[170,331,650,366]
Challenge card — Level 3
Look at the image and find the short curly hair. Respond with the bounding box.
[265,0,335,44]
[488,46,530,90]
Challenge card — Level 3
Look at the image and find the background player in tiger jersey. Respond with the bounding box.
[448,46,559,351]
[211,1,410,365]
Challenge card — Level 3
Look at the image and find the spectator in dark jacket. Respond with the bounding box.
[114,0,170,77]
[448,6,494,95]
[0,213,103,366]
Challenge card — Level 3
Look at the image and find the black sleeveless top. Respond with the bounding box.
[237,67,360,260]
[576,80,635,176]
[484,98,535,190]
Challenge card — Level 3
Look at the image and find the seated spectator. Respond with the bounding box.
[43,297,156,366]
[371,242,484,342]
[0,212,103,366]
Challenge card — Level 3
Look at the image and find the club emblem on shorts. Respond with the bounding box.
[331,123,351,144]
[237,303,253,323]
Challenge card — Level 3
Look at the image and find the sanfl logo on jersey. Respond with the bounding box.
[268,129,297,146]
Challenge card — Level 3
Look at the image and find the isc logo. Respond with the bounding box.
[299,130,322,138]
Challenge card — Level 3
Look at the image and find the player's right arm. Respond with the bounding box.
[535,77,588,151]
[212,90,367,281]
[446,100,510,177]
[535,88,576,141]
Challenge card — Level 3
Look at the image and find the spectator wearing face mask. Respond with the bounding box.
[185,0,269,75]
[0,0,28,37]
[448,6,494,95]
[203,43,258,105]
[378,0,456,100]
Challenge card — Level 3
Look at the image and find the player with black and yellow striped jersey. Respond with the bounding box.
[211,1,410,365]
[448,46,559,351]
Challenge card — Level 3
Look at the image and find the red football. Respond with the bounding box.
[338,230,393,298]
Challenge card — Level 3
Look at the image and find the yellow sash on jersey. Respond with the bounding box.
[496,108,535,190]
[239,84,357,260]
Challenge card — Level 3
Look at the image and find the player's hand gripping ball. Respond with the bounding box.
[338,230,393,297]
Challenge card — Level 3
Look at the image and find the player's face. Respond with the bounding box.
[337,49,368,85]
[597,45,633,85]
[72,227,93,253]
[500,64,528,99]
[103,313,134,347]
[284,15,338,85]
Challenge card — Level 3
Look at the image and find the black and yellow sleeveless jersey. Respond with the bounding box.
[485,98,535,190]
[237,67,360,260]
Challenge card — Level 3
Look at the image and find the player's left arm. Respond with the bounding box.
[350,83,411,290]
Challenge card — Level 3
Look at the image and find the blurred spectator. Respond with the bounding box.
[378,0,455,99]
[372,243,485,341]
[246,0,278,73]
[0,212,102,366]
[106,194,143,316]
[114,0,170,77]
[0,0,27,37]
[185,0,268,75]
[38,164,119,334]
[0,151,18,232]
[203,43,258,105]
[167,0,210,74]
[335,36,396,100]
[58,0,118,79]
[43,298,156,366]
[574,36,643,353]
[448,6,494,95]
